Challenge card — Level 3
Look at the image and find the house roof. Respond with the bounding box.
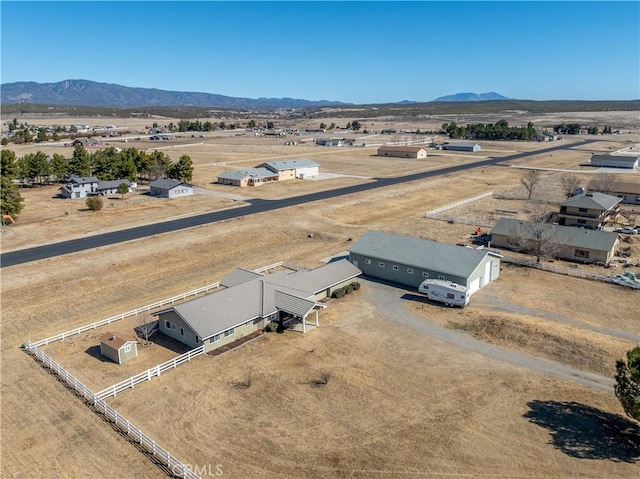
[263,158,319,171]
[560,192,621,210]
[69,176,99,184]
[149,179,191,190]
[220,268,263,288]
[445,142,479,148]
[491,218,619,252]
[158,259,361,340]
[348,230,495,279]
[99,332,137,350]
[588,180,640,196]
[97,179,131,190]
[217,167,276,181]
[377,145,426,153]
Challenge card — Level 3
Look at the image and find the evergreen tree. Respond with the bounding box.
[0,176,24,218]
[167,155,193,182]
[68,145,92,177]
[1,150,18,178]
[615,347,640,422]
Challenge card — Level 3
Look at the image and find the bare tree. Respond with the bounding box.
[589,173,615,194]
[559,173,581,199]
[136,311,158,346]
[508,201,561,262]
[520,170,542,200]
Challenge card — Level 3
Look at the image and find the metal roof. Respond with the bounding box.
[377,145,426,153]
[221,268,264,288]
[348,230,493,279]
[491,218,619,252]
[588,180,640,196]
[149,179,190,190]
[97,179,131,190]
[217,167,276,181]
[163,259,361,339]
[69,176,99,184]
[560,192,621,210]
[263,158,319,171]
[590,154,638,165]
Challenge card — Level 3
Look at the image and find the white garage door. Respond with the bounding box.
[468,278,481,295]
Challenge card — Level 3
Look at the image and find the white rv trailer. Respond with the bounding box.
[418,279,470,307]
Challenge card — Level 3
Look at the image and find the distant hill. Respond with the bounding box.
[0,79,347,109]
[432,92,510,102]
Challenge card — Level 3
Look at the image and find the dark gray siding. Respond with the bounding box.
[349,252,468,289]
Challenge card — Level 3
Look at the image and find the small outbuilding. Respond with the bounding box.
[376,145,427,159]
[149,179,193,198]
[99,333,138,365]
[443,142,481,152]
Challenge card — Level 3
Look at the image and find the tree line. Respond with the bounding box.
[1,146,194,218]
[442,120,537,141]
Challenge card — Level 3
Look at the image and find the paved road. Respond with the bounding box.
[361,278,615,392]
[0,140,597,268]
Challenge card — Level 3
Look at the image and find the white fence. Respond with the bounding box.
[426,192,494,218]
[31,282,222,347]
[95,345,205,400]
[23,344,200,479]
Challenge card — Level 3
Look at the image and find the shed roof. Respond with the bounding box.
[99,332,137,350]
[348,230,495,279]
[560,192,621,210]
[263,158,319,171]
[377,145,426,153]
[491,218,619,252]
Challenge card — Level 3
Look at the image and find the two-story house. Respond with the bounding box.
[557,192,621,229]
[60,176,99,199]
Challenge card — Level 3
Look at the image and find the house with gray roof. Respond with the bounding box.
[155,259,361,352]
[262,158,320,180]
[557,192,621,229]
[348,230,501,294]
[490,218,620,264]
[587,180,640,205]
[149,179,193,198]
[589,154,638,169]
[217,167,278,187]
[60,176,100,199]
[95,179,134,196]
[443,142,481,152]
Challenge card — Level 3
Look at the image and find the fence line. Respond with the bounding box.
[501,256,616,284]
[423,214,496,228]
[426,192,494,217]
[23,344,200,479]
[95,345,206,400]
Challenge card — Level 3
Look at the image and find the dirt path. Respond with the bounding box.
[360,278,615,392]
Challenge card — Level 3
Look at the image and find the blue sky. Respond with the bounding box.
[1,1,639,103]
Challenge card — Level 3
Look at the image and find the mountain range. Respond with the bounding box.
[1,80,513,109]
[432,92,510,102]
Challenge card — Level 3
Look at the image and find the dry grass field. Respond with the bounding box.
[1,111,639,478]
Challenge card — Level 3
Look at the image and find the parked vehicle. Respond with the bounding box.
[615,227,638,235]
[418,279,470,307]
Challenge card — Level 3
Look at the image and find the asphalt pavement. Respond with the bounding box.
[0,140,597,268]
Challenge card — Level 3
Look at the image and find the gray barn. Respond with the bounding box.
[443,142,481,152]
[348,230,500,294]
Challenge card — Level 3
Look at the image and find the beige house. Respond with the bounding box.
[490,218,620,264]
[587,180,640,206]
[217,168,278,187]
[155,260,361,353]
[99,333,138,364]
[377,145,427,159]
[557,192,622,229]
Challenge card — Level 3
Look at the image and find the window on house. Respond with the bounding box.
[407,268,414,274]
[245,320,251,327]
[172,323,177,331]
[438,275,445,280]
[180,327,184,336]
[209,334,222,343]
[165,320,171,329]
[392,265,399,271]
[422,272,429,278]
[224,328,235,337]
[575,249,590,258]
[379,262,385,268]
[365,259,371,264]
[578,207,588,213]
[124,344,131,353]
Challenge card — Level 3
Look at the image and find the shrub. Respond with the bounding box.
[342,285,352,295]
[351,282,361,291]
[85,196,103,211]
[264,323,276,333]
[331,289,344,299]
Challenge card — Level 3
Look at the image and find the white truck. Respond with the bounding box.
[418,279,470,307]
